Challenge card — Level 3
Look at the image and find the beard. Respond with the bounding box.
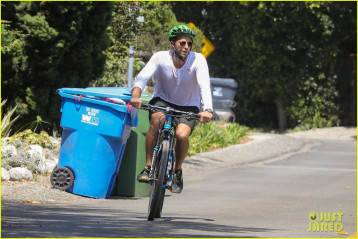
[173,48,190,62]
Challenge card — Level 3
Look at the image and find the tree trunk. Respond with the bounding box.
[276,100,287,129]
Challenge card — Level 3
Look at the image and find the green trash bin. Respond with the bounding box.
[111,92,152,197]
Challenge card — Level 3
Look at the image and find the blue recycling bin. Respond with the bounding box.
[52,87,138,199]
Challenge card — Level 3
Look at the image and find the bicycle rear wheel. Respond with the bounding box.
[148,140,169,221]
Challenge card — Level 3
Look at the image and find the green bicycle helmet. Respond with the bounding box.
[168,25,195,41]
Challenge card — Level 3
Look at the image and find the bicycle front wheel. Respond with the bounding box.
[148,140,170,221]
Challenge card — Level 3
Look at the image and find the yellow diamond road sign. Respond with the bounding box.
[188,22,215,58]
[201,37,215,58]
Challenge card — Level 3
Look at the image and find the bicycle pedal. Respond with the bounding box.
[165,181,172,189]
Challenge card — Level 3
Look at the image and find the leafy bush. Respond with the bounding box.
[188,122,249,156]
[1,152,38,173]
[9,129,58,149]
[2,129,60,174]
[288,75,340,129]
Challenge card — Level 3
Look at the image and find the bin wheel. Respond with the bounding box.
[50,167,74,191]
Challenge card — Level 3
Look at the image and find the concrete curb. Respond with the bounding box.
[184,133,316,179]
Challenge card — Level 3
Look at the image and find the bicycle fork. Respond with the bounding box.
[148,132,162,183]
[148,127,176,189]
[165,135,176,189]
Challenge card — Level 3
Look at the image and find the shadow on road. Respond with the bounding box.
[1,200,278,238]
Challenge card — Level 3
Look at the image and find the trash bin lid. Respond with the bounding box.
[58,87,138,127]
[59,87,133,100]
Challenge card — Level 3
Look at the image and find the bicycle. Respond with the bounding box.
[140,103,200,221]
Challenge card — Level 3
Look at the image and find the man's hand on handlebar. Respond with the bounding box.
[130,97,143,109]
[130,87,143,108]
[199,111,213,123]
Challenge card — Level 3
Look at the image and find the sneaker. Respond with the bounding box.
[171,170,183,193]
[137,165,151,183]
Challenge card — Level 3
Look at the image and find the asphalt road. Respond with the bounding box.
[1,138,356,238]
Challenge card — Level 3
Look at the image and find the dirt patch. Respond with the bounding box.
[1,174,90,204]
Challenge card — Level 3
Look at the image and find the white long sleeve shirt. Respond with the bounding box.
[133,51,213,111]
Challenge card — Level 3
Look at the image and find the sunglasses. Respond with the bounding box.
[178,41,193,47]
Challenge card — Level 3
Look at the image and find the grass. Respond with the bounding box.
[188,121,249,156]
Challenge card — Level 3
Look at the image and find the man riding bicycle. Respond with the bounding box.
[130,25,213,194]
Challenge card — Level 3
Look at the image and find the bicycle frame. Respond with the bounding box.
[149,107,176,188]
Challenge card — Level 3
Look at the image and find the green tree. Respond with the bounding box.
[171,1,356,129]
[1,2,114,132]
[94,1,202,88]
[91,2,142,87]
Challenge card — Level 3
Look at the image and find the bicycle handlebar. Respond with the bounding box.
[140,104,200,121]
